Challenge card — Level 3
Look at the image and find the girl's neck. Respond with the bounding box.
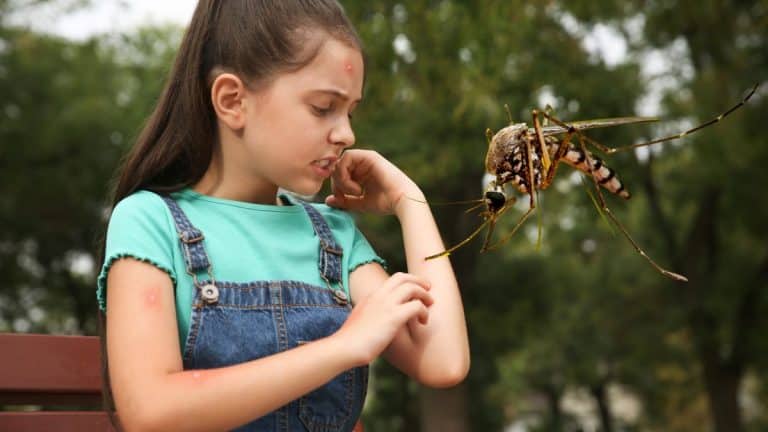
[192,144,280,205]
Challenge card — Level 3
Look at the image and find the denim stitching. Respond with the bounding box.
[195,304,349,310]
[270,283,289,351]
[182,300,203,367]
[298,202,343,284]
[160,196,366,430]
[161,196,211,274]
[298,370,355,430]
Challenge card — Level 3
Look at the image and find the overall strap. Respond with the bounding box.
[298,202,344,286]
[161,196,218,303]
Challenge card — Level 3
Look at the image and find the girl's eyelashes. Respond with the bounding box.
[311,103,334,117]
[310,101,357,119]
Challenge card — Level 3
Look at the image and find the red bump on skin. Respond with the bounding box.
[344,62,353,73]
[144,286,159,307]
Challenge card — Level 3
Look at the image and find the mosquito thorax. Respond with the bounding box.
[485,123,528,174]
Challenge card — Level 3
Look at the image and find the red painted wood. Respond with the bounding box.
[0,411,117,432]
[0,333,365,431]
[0,333,102,394]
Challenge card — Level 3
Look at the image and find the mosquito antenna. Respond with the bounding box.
[404,195,485,207]
[504,104,513,123]
[535,190,544,250]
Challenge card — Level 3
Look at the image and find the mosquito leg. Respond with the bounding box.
[532,109,552,175]
[542,130,574,188]
[607,84,757,153]
[479,217,499,253]
[524,134,538,208]
[537,110,616,155]
[425,216,496,260]
[543,83,758,155]
[576,136,689,282]
[484,205,535,252]
[543,104,555,126]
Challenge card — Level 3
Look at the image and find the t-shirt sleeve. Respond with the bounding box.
[348,220,387,273]
[96,192,177,312]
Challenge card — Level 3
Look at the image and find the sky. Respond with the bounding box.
[9,0,672,122]
[9,0,197,39]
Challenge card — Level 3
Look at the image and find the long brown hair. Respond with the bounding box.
[98,0,362,427]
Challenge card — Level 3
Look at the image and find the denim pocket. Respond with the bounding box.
[298,360,356,432]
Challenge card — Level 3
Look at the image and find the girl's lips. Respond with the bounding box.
[312,155,340,167]
[311,160,335,178]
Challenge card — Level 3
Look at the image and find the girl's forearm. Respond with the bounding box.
[123,335,358,432]
[394,191,470,385]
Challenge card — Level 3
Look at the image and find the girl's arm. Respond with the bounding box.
[106,258,431,432]
[328,150,471,388]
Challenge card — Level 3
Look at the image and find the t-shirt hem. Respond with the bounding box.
[96,253,178,312]
[349,256,388,273]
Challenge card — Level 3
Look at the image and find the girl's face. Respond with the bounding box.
[240,36,364,197]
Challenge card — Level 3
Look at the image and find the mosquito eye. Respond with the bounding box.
[485,191,506,208]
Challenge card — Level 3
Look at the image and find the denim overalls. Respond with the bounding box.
[161,196,368,432]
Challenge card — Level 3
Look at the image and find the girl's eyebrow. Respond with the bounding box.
[312,89,362,103]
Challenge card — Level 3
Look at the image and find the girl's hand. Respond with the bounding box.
[325,149,424,215]
[334,272,433,366]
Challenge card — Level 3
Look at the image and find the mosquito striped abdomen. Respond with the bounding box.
[559,145,631,199]
[486,124,631,199]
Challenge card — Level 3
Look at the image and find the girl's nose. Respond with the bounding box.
[330,117,355,148]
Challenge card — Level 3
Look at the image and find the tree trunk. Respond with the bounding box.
[590,384,613,432]
[682,188,744,432]
[698,353,744,432]
[544,386,564,432]
[418,382,469,432]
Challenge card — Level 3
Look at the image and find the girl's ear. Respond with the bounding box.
[211,73,247,130]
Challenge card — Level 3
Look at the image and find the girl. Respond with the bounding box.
[97,1,469,431]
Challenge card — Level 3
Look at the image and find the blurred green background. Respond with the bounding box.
[2,0,767,431]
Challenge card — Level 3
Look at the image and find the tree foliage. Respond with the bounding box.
[2,1,767,430]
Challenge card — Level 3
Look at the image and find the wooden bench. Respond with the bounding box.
[0,332,115,431]
[1,332,365,431]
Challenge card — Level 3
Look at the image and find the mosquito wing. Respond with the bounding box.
[537,116,659,136]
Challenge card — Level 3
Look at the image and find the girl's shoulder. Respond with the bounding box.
[113,189,169,212]
[281,193,356,229]
[108,190,174,233]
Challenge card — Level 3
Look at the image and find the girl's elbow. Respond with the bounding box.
[118,401,171,432]
[420,358,470,389]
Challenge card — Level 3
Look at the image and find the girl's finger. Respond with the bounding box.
[393,283,434,307]
[332,156,364,196]
[326,193,366,211]
[385,272,431,290]
[399,300,429,325]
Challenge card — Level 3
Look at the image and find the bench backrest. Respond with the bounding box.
[1,332,364,432]
[0,333,116,431]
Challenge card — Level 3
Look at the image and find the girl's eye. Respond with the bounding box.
[312,104,333,116]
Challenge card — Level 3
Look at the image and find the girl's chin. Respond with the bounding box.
[282,180,325,199]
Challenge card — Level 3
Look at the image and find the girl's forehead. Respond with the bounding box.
[292,38,364,97]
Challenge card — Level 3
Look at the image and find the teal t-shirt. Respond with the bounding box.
[97,188,386,348]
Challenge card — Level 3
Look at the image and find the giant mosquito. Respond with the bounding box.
[425,84,759,282]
